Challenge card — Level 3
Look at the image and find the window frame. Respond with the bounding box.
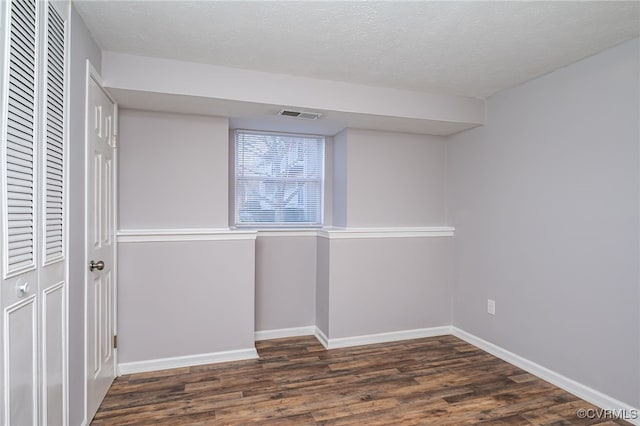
[232,129,325,229]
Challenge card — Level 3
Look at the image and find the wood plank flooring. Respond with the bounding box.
[92,335,630,425]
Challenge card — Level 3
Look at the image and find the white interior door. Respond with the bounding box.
[85,71,117,422]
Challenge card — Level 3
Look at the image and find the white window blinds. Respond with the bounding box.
[43,3,65,263]
[234,130,324,227]
[4,0,37,274]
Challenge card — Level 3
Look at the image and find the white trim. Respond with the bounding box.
[62,0,70,418]
[111,101,119,395]
[314,327,330,349]
[452,327,640,425]
[256,230,319,238]
[318,226,455,239]
[117,347,259,376]
[81,58,92,426]
[321,326,452,349]
[255,326,316,341]
[117,228,257,243]
[116,227,454,242]
[59,7,70,424]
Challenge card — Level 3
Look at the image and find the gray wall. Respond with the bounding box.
[117,110,256,364]
[447,38,640,407]
[118,110,229,228]
[328,237,453,338]
[318,128,455,340]
[316,237,330,336]
[255,236,316,331]
[332,129,348,227]
[116,110,456,349]
[68,6,102,425]
[117,240,255,362]
[342,128,448,227]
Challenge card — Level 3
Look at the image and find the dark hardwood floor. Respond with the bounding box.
[92,335,630,425]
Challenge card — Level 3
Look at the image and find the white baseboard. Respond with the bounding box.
[451,327,640,425]
[255,326,316,341]
[117,347,258,375]
[314,327,330,349]
[320,326,452,350]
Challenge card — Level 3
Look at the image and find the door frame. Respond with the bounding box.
[83,60,118,425]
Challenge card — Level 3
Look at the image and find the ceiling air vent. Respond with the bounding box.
[277,109,322,120]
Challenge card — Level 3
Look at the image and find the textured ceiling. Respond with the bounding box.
[74,1,639,99]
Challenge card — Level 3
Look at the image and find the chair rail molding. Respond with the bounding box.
[117,228,258,243]
[318,226,455,239]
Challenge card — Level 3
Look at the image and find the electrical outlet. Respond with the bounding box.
[487,299,496,315]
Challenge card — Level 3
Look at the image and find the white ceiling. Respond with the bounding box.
[75,1,639,99]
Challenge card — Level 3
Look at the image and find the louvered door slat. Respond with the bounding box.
[3,0,37,274]
[49,80,64,96]
[7,112,33,134]
[48,106,63,120]
[7,146,34,165]
[11,17,36,45]
[9,239,32,251]
[48,61,63,79]
[46,143,62,157]
[8,197,32,206]
[7,148,33,164]
[8,254,33,270]
[7,113,34,136]
[7,175,33,186]
[46,148,62,161]
[47,81,63,98]
[9,232,32,243]
[46,161,63,171]
[7,172,34,187]
[7,149,30,164]
[9,46,35,74]
[7,127,33,144]
[6,159,33,174]
[7,92,35,118]
[9,48,35,75]
[8,56,35,80]
[9,65,35,92]
[8,225,33,235]
[8,212,33,221]
[43,2,65,263]
[7,101,34,124]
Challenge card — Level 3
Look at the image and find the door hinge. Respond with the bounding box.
[113,335,118,349]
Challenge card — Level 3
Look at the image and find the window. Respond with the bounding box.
[234,130,324,227]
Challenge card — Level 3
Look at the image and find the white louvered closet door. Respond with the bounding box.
[39,2,67,425]
[1,0,40,424]
[0,0,68,425]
